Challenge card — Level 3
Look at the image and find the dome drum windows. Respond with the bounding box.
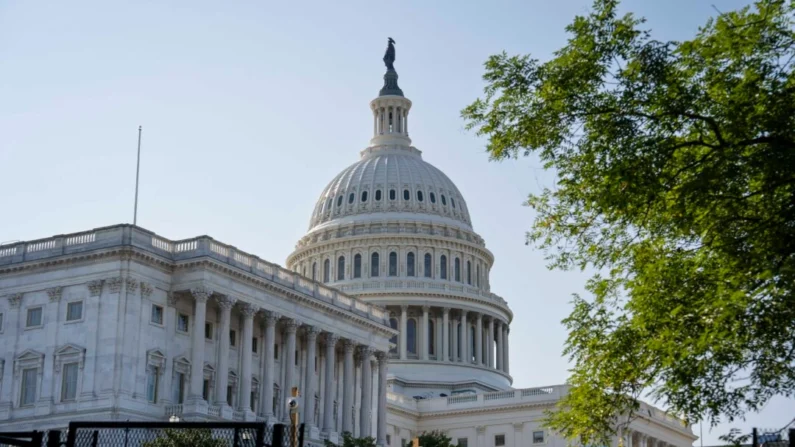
[403,189,410,201]
[348,193,355,204]
[389,189,396,201]
[323,259,330,283]
[407,252,415,277]
[354,254,362,279]
[454,258,461,282]
[336,196,343,207]
[441,195,447,206]
[424,253,432,278]
[371,252,380,277]
[388,252,398,277]
[337,256,345,281]
[417,191,424,202]
[440,255,448,280]
[429,192,436,203]
[375,190,382,201]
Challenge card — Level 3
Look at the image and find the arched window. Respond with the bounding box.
[361,191,368,202]
[417,191,424,202]
[348,193,355,204]
[428,319,436,356]
[476,264,481,287]
[389,189,396,200]
[371,252,380,277]
[454,258,461,282]
[375,190,382,201]
[323,259,330,283]
[441,195,447,206]
[389,318,398,354]
[451,197,456,208]
[388,252,398,277]
[403,189,410,201]
[440,255,448,280]
[467,260,472,285]
[407,319,417,355]
[312,262,317,281]
[354,254,362,279]
[424,253,432,278]
[471,326,476,363]
[337,256,345,281]
[407,252,415,277]
[336,196,343,207]
[302,265,306,277]
[430,192,436,203]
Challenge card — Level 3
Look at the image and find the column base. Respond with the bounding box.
[220,404,234,420]
[306,425,321,442]
[183,398,209,417]
[242,409,257,421]
[323,431,339,445]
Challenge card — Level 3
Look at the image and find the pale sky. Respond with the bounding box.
[0,0,792,443]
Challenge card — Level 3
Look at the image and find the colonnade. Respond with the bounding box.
[389,305,509,374]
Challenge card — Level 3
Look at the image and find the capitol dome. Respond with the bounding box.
[288,44,513,393]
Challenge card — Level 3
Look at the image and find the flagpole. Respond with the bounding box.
[133,125,142,226]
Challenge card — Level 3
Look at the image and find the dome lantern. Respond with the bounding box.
[370,38,413,147]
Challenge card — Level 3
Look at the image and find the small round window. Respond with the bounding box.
[361,191,368,202]
[375,190,382,201]
[451,197,456,208]
[403,189,410,200]
[389,189,396,200]
[430,192,436,203]
[417,191,424,202]
[336,196,343,207]
[441,195,447,206]
[348,193,355,204]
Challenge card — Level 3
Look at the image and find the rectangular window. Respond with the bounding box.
[173,372,185,404]
[495,435,505,447]
[205,322,213,340]
[457,439,468,447]
[386,435,391,446]
[230,330,237,347]
[252,338,258,354]
[0,312,4,332]
[533,431,544,444]
[26,307,43,328]
[202,379,210,401]
[146,367,159,403]
[151,305,164,325]
[274,344,279,359]
[21,367,37,406]
[227,385,233,406]
[295,350,299,366]
[177,313,189,333]
[66,301,83,321]
[61,362,79,401]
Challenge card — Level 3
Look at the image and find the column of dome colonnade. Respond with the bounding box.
[178,286,388,442]
[385,304,510,374]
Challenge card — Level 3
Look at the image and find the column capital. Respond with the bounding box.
[282,318,299,334]
[476,313,483,321]
[47,286,63,302]
[442,306,451,315]
[421,305,431,313]
[190,285,213,302]
[324,332,341,346]
[305,325,321,340]
[375,351,388,363]
[513,422,524,432]
[262,310,281,325]
[343,339,357,354]
[217,295,237,310]
[400,305,409,313]
[240,302,258,318]
[358,345,374,358]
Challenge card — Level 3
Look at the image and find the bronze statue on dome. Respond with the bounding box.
[383,37,396,71]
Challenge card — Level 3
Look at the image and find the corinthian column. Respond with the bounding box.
[503,325,510,374]
[421,306,430,361]
[460,309,468,363]
[323,333,340,435]
[240,303,257,417]
[261,311,279,420]
[304,326,321,429]
[189,286,211,401]
[442,307,450,362]
[487,317,495,368]
[359,346,374,438]
[399,305,408,360]
[216,295,236,407]
[496,320,503,371]
[342,340,355,433]
[375,352,388,447]
[475,313,483,365]
[281,318,299,423]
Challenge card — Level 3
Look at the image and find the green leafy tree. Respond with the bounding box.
[142,429,227,447]
[418,430,454,447]
[325,432,377,447]
[462,0,795,445]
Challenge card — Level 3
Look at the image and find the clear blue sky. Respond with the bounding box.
[1,0,791,443]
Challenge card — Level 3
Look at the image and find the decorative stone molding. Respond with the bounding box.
[146,349,166,374]
[476,426,486,434]
[263,310,280,326]
[139,282,154,298]
[240,302,258,317]
[513,422,524,432]
[47,286,63,302]
[107,276,123,293]
[173,356,191,378]
[305,325,321,340]
[190,286,212,303]
[217,295,237,310]
[87,280,104,296]
[53,344,86,372]
[358,345,374,359]
[126,278,138,294]
[7,293,22,309]
[282,318,299,334]
[324,332,340,347]
[167,292,178,307]
[14,349,45,379]
[375,351,388,364]
[343,339,356,354]
[203,363,216,388]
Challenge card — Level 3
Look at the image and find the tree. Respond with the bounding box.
[325,432,377,447]
[462,0,795,445]
[418,430,454,447]
[142,429,227,447]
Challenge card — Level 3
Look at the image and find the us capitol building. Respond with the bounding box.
[0,41,696,447]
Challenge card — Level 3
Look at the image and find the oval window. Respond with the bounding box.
[417,191,424,202]
[348,193,355,204]
[430,192,436,203]
[375,190,382,201]
[403,189,410,201]
[361,191,368,202]
[441,195,447,206]
[451,197,456,208]
[389,189,396,200]
[336,196,343,207]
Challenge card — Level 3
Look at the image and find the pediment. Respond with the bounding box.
[147,348,166,360]
[15,349,44,362]
[203,363,215,372]
[55,344,85,357]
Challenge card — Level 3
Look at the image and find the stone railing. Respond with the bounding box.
[0,224,389,326]
[337,278,509,310]
[164,404,183,417]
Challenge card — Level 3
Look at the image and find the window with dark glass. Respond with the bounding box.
[533,432,545,444]
[495,435,506,446]
[389,189,396,200]
[424,253,432,278]
[348,193,355,204]
[430,192,436,203]
[451,197,456,208]
[407,319,417,354]
[403,189,410,201]
[361,191,368,202]
[389,318,398,353]
[406,252,415,277]
[428,319,435,355]
[312,262,317,281]
[337,256,345,281]
[375,190,382,201]
[389,251,398,276]
[417,191,424,202]
[455,258,461,282]
[326,198,332,211]
[441,195,447,206]
[467,260,472,285]
[354,254,362,278]
[323,259,330,283]
[476,264,481,287]
[336,196,343,207]
[440,255,448,280]
[371,252,380,277]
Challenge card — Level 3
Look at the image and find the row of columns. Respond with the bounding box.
[187,287,388,444]
[624,429,678,447]
[393,305,509,374]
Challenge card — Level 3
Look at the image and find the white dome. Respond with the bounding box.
[308,145,472,232]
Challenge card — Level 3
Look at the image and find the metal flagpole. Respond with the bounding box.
[133,125,142,226]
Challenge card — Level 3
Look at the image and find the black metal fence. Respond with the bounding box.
[0,421,304,447]
[753,427,794,447]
